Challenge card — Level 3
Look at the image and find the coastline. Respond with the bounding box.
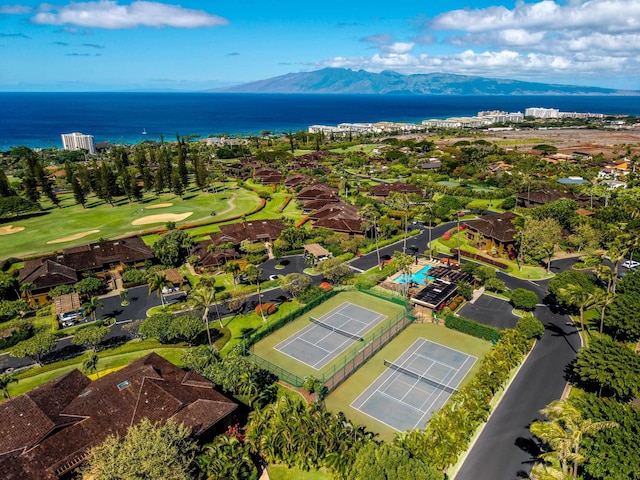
[2,92,640,150]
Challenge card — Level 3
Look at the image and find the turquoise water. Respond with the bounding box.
[395,265,433,285]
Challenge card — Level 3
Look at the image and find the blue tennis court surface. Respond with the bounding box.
[351,338,476,431]
[274,302,386,370]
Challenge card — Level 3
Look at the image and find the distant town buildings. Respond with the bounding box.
[421,110,523,128]
[525,107,604,119]
[61,132,95,154]
[309,106,607,134]
[308,122,428,136]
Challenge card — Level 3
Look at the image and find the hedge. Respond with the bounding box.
[278,196,292,213]
[450,248,509,269]
[444,312,501,342]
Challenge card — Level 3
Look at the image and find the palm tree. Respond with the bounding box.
[147,273,170,307]
[392,251,414,298]
[223,262,240,289]
[530,399,618,480]
[422,203,437,260]
[82,296,104,322]
[82,352,100,378]
[189,278,221,346]
[389,191,410,253]
[243,264,266,322]
[0,372,18,399]
[558,284,596,336]
[359,203,381,268]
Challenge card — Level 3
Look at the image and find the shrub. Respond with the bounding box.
[74,277,104,296]
[121,268,148,286]
[516,313,545,339]
[450,249,509,269]
[501,196,516,210]
[457,281,474,300]
[255,303,277,316]
[510,288,539,311]
[444,313,500,341]
[484,278,507,293]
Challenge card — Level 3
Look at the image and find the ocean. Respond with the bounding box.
[2,92,640,150]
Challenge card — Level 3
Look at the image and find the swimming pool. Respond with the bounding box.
[394,264,434,285]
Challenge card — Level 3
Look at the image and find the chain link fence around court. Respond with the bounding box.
[247,308,416,393]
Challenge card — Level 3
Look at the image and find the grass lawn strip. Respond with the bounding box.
[268,465,332,480]
[6,343,186,398]
[324,322,492,442]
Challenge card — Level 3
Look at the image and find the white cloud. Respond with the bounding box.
[382,42,414,54]
[318,48,634,83]
[0,5,32,14]
[31,1,228,29]
[431,0,640,33]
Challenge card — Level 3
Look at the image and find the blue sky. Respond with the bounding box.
[1,0,639,91]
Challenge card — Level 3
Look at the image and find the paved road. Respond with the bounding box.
[454,258,582,480]
[3,222,585,480]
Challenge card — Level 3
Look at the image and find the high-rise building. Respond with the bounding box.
[61,132,95,154]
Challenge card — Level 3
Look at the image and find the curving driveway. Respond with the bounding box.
[453,261,581,480]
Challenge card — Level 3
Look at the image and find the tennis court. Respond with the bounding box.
[351,338,476,432]
[274,302,386,369]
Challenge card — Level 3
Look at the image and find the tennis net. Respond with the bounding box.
[310,316,363,342]
[384,360,458,394]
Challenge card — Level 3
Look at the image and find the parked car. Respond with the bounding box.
[622,260,640,270]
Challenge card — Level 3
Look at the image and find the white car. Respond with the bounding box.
[622,260,640,270]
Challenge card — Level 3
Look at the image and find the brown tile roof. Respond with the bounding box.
[217,219,287,244]
[296,183,338,201]
[516,190,594,208]
[190,240,240,268]
[0,353,237,480]
[19,258,78,292]
[19,236,155,293]
[309,202,364,234]
[465,212,519,244]
[369,182,424,197]
[284,174,312,188]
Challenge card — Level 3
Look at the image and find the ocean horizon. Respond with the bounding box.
[3,92,640,150]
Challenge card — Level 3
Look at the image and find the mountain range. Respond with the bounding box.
[213,68,636,96]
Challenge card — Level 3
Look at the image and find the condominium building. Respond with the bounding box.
[524,107,560,118]
[61,132,95,154]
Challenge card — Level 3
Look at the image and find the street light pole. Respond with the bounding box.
[457,211,461,264]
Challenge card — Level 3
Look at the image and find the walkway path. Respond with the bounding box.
[216,192,237,217]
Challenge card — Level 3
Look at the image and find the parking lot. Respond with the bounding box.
[457,294,519,330]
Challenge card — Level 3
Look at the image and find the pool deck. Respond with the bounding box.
[388,257,441,284]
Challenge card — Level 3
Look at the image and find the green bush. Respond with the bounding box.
[443,313,500,341]
[510,288,539,311]
[121,268,148,285]
[516,313,545,339]
[484,278,507,293]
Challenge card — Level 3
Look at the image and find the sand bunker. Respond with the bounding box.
[132,212,193,226]
[47,229,100,244]
[146,203,173,210]
[0,225,25,235]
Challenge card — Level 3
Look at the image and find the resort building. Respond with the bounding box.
[61,132,95,154]
[0,353,238,480]
[525,107,560,119]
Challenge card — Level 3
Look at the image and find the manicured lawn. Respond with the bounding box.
[6,339,186,397]
[268,465,332,480]
[220,299,303,355]
[324,322,492,442]
[0,186,263,259]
